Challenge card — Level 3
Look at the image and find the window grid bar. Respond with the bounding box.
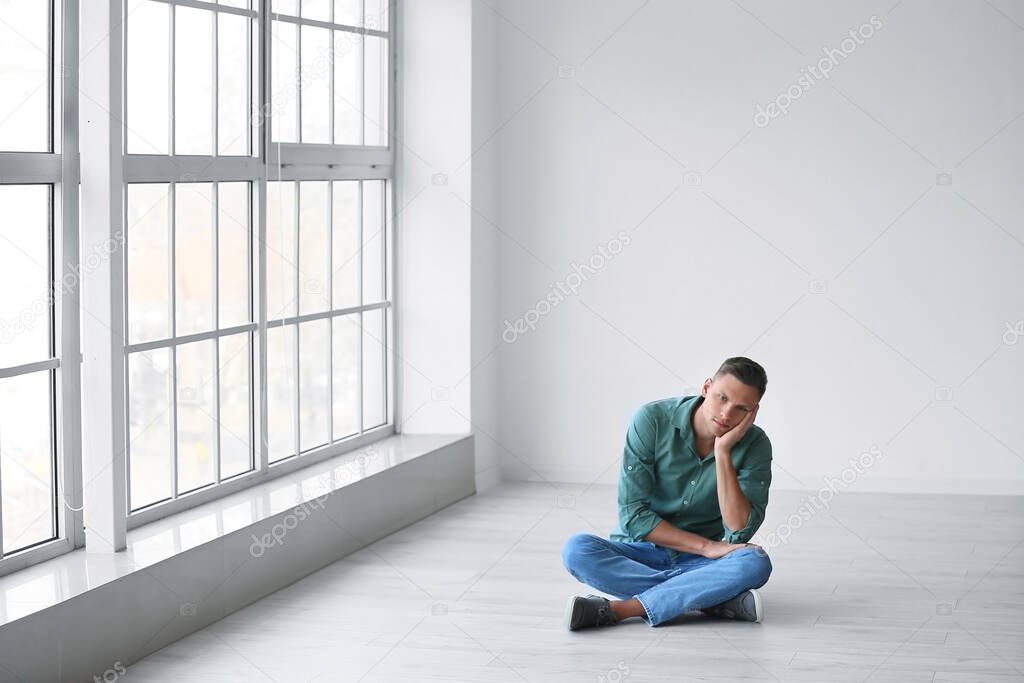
[265,300,389,327]
[248,14,255,156]
[295,10,302,145]
[213,183,222,486]
[125,322,258,354]
[170,5,177,155]
[270,12,387,37]
[0,358,62,379]
[47,0,55,153]
[247,182,255,475]
[327,180,333,444]
[213,9,220,156]
[377,180,386,423]
[47,181,59,543]
[328,19,335,147]
[49,368,59,541]
[293,180,301,459]
[169,183,180,501]
[359,12,366,144]
[257,0,270,477]
[148,0,257,20]
[122,179,133,514]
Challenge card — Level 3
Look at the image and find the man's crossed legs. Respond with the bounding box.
[561,533,772,629]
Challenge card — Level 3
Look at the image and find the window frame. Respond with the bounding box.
[121,0,397,530]
[0,0,85,578]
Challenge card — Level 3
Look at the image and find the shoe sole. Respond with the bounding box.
[564,595,581,631]
[748,588,765,623]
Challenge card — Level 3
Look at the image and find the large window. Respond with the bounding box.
[0,0,394,573]
[123,0,394,526]
[0,0,83,575]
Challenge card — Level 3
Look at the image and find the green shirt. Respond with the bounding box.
[610,395,772,557]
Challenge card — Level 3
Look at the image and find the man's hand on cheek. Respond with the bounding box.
[714,405,758,452]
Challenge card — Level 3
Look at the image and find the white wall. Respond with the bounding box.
[482,0,1024,494]
[397,0,503,491]
[396,2,472,436]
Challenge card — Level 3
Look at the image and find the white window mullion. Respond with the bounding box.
[56,0,85,550]
[79,0,128,553]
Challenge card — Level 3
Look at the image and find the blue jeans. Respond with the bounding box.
[561,533,772,626]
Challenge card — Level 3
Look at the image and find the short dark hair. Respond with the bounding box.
[714,357,767,398]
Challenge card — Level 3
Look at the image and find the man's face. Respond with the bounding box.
[700,373,761,435]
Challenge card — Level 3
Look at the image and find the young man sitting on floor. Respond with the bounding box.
[561,357,773,630]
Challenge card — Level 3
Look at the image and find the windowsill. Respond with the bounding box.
[0,433,471,628]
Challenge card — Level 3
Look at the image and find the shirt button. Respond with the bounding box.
[690,481,695,485]
[627,465,633,470]
[683,500,688,505]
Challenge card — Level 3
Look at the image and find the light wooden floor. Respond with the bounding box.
[128,481,1024,682]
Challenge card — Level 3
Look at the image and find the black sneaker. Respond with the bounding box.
[564,595,620,631]
[704,588,764,623]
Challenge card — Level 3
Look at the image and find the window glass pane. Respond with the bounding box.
[334,0,360,27]
[273,0,297,16]
[127,184,170,344]
[301,0,330,22]
[299,320,328,452]
[0,0,50,151]
[0,185,51,368]
[300,25,331,144]
[126,0,170,154]
[332,314,358,439]
[333,31,361,145]
[363,36,388,146]
[128,348,172,510]
[331,181,360,309]
[175,183,215,336]
[176,339,217,493]
[219,333,251,478]
[218,0,250,9]
[331,181,359,309]
[362,309,385,429]
[335,0,360,25]
[175,6,214,155]
[267,181,297,318]
[217,182,250,328]
[364,0,388,32]
[267,324,296,462]
[0,370,55,553]
[362,180,384,304]
[218,12,250,156]
[270,20,297,143]
[299,181,330,314]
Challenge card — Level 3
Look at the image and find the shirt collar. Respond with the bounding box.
[671,395,704,454]
[670,394,702,430]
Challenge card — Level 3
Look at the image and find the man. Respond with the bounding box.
[561,357,773,630]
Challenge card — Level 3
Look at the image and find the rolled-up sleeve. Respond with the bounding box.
[617,406,663,541]
[722,435,772,544]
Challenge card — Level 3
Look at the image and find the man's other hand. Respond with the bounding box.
[702,540,756,559]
